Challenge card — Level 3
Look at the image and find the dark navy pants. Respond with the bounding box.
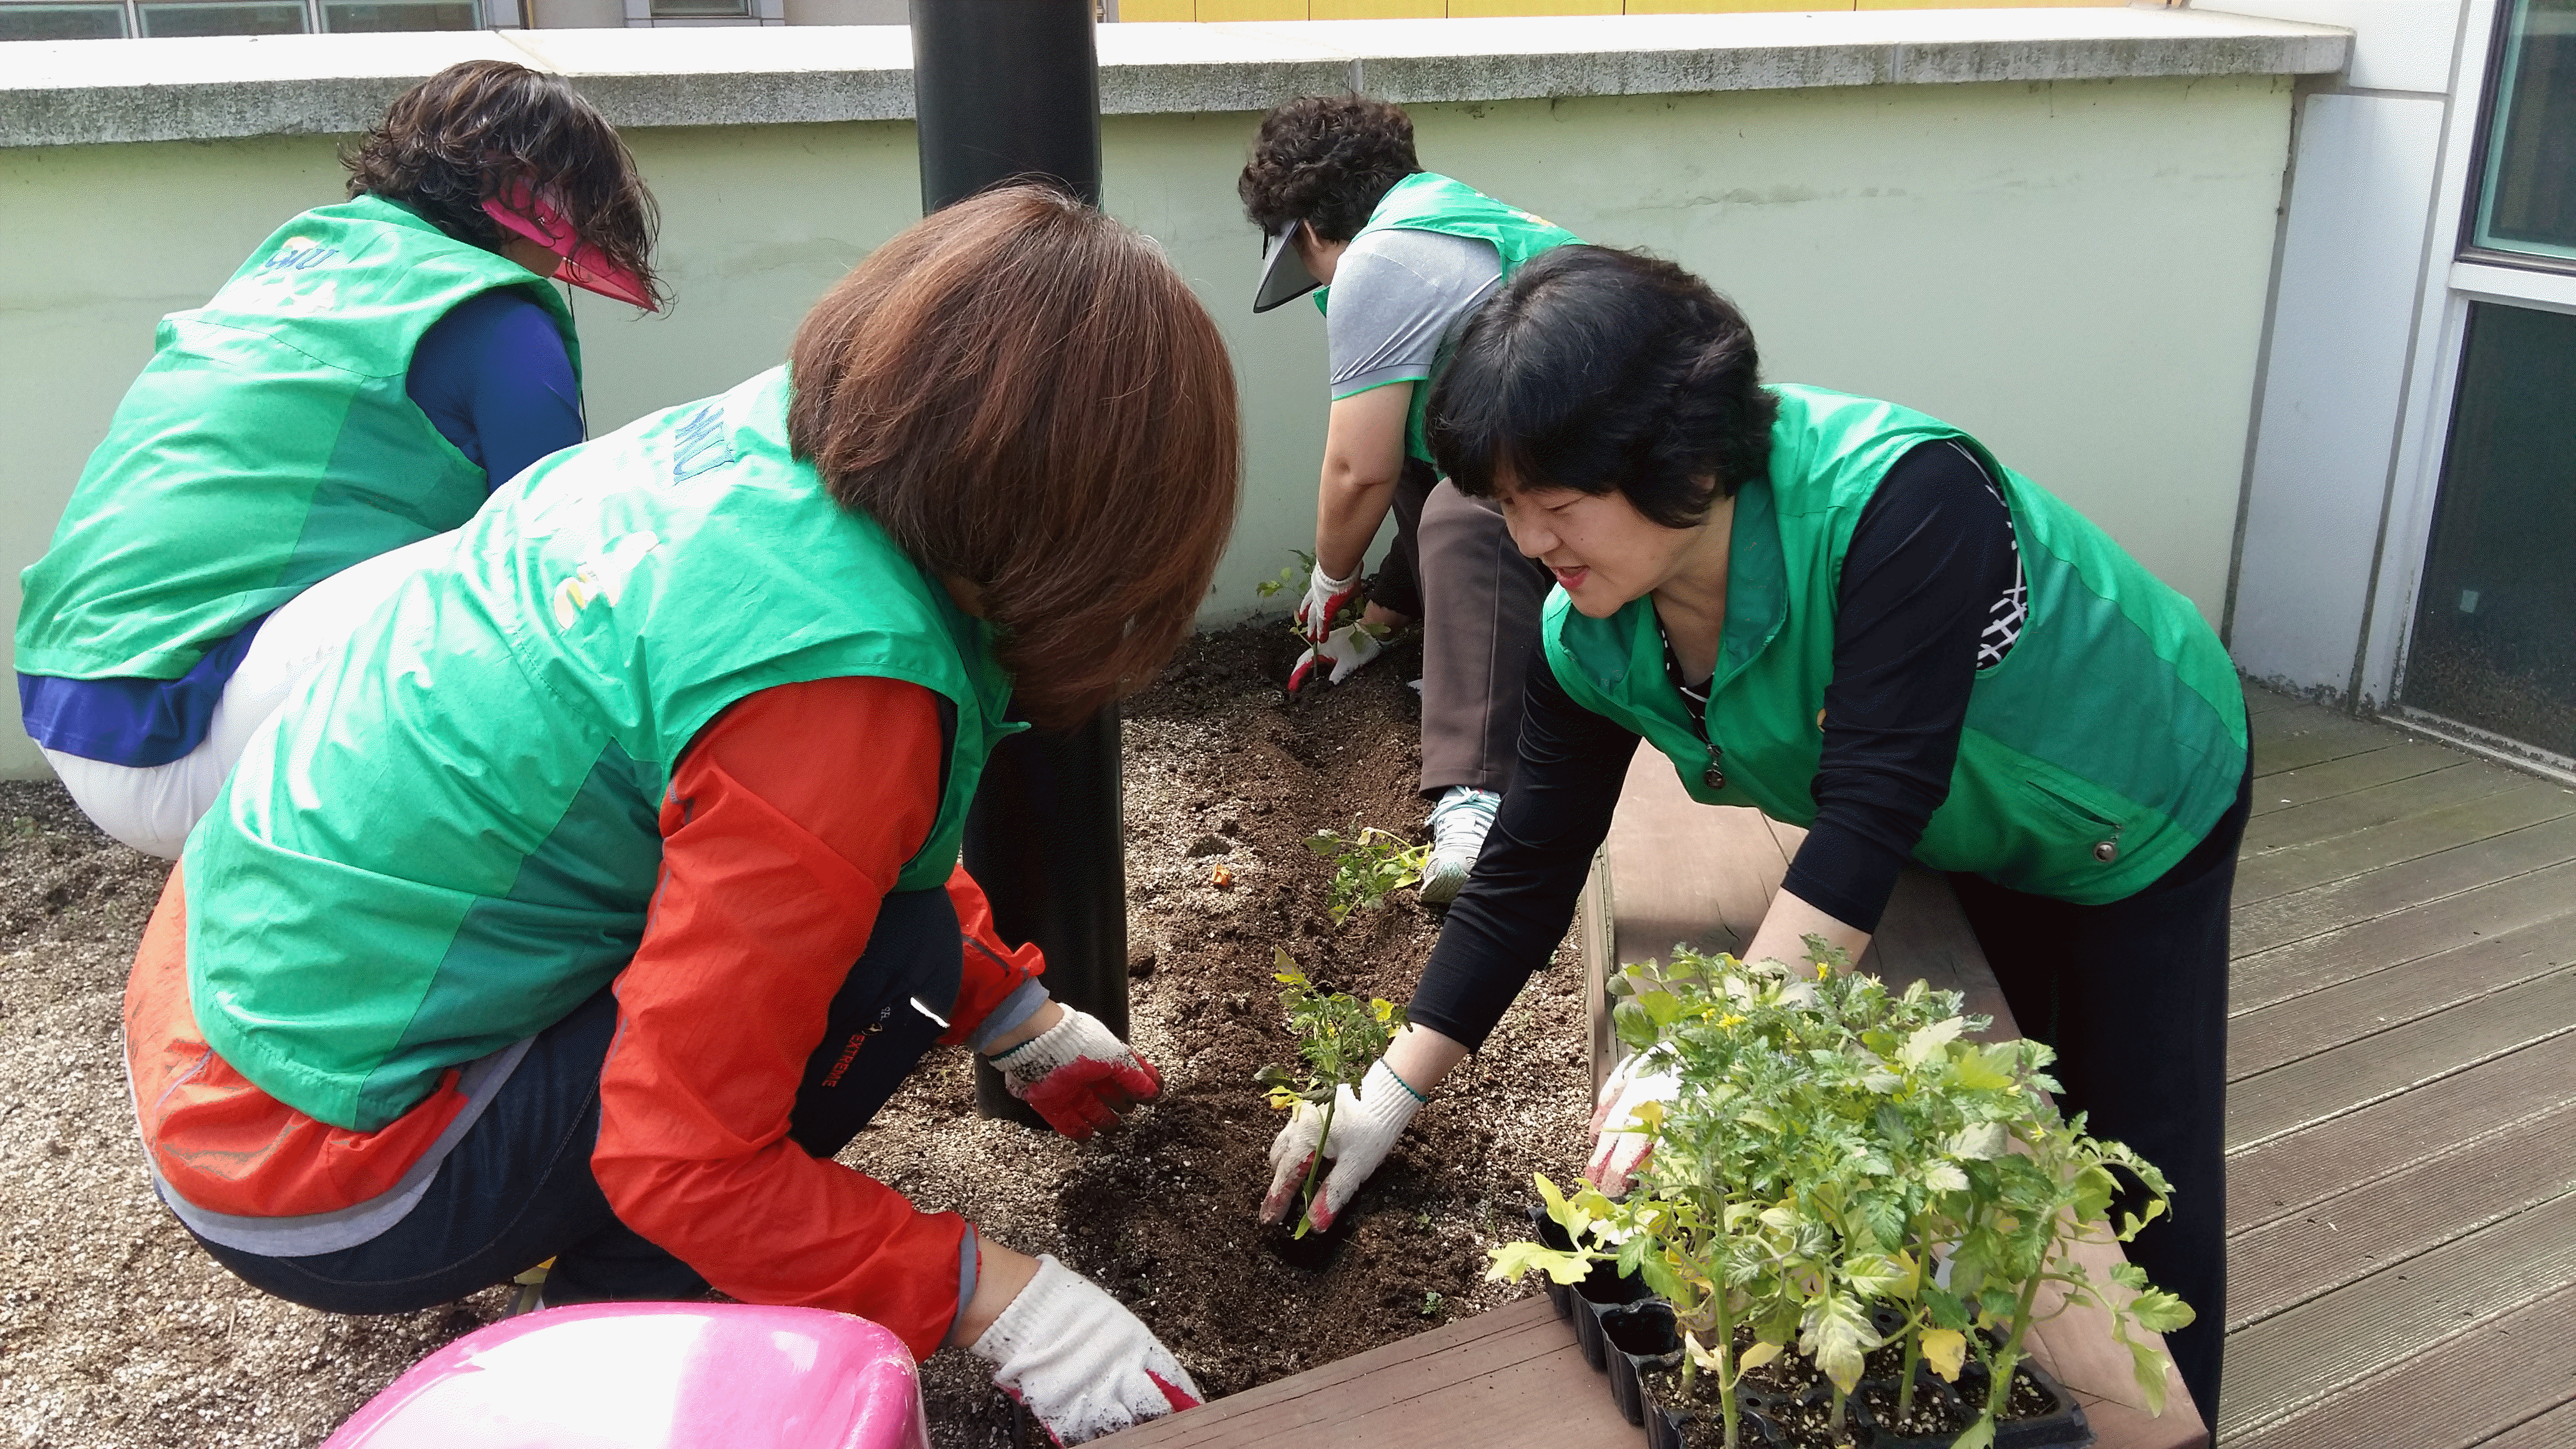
[198,886,966,1313]
[1949,756,2253,1427]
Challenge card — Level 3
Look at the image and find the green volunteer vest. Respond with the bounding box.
[183,367,1022,1133]
[1316,172,1581,463]
[17,195,580,681]
[1545,386,2247,905]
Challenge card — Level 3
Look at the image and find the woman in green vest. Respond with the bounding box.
[1240,96,1579,904]
[1261,246,2246,1422]
[122,188,1236,1445]
[17,60,660,861]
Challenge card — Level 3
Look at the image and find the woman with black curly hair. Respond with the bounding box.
[1241,94,1579,905]
[17,59,661,859]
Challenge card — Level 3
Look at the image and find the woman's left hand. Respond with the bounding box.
[1585,1047,1679,1196]
[988,1006,1162,1139]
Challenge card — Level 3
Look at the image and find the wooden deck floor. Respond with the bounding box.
[2220,687,2576,1446]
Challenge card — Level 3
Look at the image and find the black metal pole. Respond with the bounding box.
[910,0,1126,1126]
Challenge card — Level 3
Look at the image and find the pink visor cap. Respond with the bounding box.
[481,183,654,310]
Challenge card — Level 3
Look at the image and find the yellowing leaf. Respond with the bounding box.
[1739,1340,1783,1372]
[1486,1241,1595,1286]
[1920,1328,1968,1382]
[1901,1016,1966,1068]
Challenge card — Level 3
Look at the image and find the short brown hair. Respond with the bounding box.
[344,60,665,311]
[788,187,1241,729]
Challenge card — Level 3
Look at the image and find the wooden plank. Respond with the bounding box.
[2242,683,2306,717]
[2242,759,2523,852]
[2229,858,2576,1015]
[2228,914,2576,1079]
[2226,968,2576,1151]
[2228,1282,2576,1449]
[1097,1297,1633,1448]
[2475,1398,2576,1449]
[2215,1189,2576,1440]
[2227,1096,2576,1329]
[2232,814,2576,957]
[2232,784,2576,906]
[2252,710,2398,776]
[2248,742,2481,819]
[1602,753,1786,969]
[2228,1032,2576,1233]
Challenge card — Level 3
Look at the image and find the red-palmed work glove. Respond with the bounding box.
[970,1254,1201,1446]
[1293,560,1363,645]
[1261,1059,1426,1233]
[1585,1046,1679,1196]
[1287,622,1387,692]
[992,1008,1161,1140]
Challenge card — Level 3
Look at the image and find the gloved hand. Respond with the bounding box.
[1294,560,1364,645]
[1585,1046,1679,1196]
[1261,1058,1426,1233]
[1287,622,1387,692]
[969,1254,1201,1446]
[991,1008,1161,1140]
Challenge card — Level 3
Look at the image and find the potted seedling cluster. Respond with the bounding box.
[1490,944,2193,1449]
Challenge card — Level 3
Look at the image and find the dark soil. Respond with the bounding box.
[0,620,1591,1448]
[1645,1327,2061,1449]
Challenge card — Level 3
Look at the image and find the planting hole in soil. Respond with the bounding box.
[0,622,1591,1449]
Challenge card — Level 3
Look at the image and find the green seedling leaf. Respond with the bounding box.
[1486,1241,1595,1286]
[2126,1338,2174,1417]
[1953,1417,1997,1449]
[1901,1016,1966,1068]
[2127,1289,2196,1335]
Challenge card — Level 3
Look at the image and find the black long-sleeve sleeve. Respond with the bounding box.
[1407,655,1639,1051]
[1778,440,2017,932]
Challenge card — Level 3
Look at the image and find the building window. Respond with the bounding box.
[2469,0,2576,263]
[0,2,127,36]
[134,0,306,32]
[2401,301,2576,759]
[321,0,474,26]
[648,0,747,14]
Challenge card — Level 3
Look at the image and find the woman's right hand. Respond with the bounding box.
[964,1249,1200,1445]
[1259,1058,1427,1233]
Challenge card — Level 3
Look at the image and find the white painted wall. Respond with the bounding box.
[0,74,2299,776]
[2229,90,2448,696]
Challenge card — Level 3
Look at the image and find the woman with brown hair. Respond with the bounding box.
[19,59,661,860]
[117,187,1236,1445]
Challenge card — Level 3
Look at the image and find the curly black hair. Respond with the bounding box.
[1428,246,1780,526]
[1238,95,1421,243]
[343,61,665,311]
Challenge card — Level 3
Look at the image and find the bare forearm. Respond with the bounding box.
[1743,886,1873,974]
[1383,1023,1470,1096]
[1315,464,1400,581]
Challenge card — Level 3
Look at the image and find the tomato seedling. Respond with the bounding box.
[1257,950,1407,1238]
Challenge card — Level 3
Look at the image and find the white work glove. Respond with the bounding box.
[990,1008,1161,1141]
[970,1254,1201,1445]
[1287,622,1387,692]
[1261,1058,1425,1233]
[1293,560,1364,645]
[1585,1046,1680,1196]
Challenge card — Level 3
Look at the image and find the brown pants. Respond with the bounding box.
[1368,458,1555,799]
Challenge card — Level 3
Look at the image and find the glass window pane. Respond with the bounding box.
[2402,302,2576,757]
[136,0,306,31]
[2472,0,2576,260]
[0,3,129,37]
[321,0,472,27]
[650,0,748,15]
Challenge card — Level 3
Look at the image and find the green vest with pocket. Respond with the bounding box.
[1543,386,2247,905]
[17,195,579,681]
[183,367,1021,1132]
[1316,172,1581,464]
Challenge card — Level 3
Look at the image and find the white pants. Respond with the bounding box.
[44,532,455,859]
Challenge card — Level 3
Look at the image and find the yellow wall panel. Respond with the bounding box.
[1626,0,1851,12]
[1116,0,1196,17]
[1310,0,1448,16]
[1453,0,1616,14]
[1196,0,1310,17]
[1855,0,2116,8]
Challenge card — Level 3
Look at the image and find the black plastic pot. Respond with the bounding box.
[1849,1366,1977,1449]
[1952,1355,2094,1449]
[1601,1299,1682,1426]
[1573,1261,1651,1372]
[1644,1373,1788,1449]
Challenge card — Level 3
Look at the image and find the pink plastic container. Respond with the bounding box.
[322,1302,931,1449]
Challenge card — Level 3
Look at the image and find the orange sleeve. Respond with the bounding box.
[591,675,1030,1359]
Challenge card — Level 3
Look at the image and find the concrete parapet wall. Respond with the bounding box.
[0,12,2348,776]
